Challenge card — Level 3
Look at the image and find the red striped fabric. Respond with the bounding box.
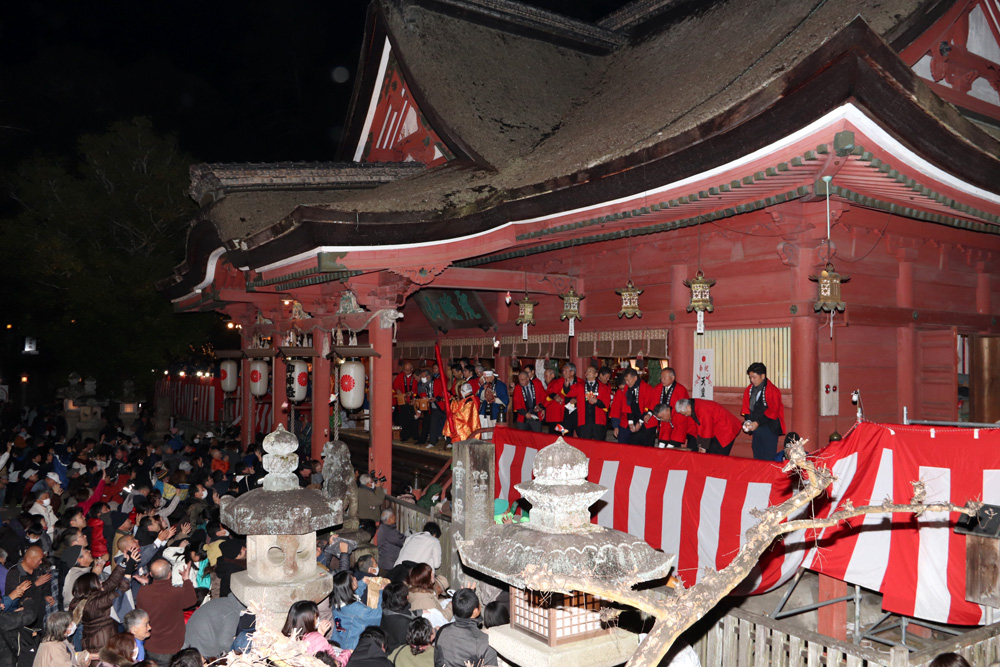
[494,422,1000,625]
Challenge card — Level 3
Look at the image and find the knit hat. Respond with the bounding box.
[46,472,61,483]
[61,545,83,567]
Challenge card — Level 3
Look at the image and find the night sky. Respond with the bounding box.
[0,1,629,169]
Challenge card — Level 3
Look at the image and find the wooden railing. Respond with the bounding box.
[690,606,1000,666]
[383,495,462,587]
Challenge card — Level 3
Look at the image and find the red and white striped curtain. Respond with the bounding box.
[156,377,273,435]
[494,422,1000,626]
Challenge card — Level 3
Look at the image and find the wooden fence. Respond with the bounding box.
[384,495,462,586]
[691,606,1000,666]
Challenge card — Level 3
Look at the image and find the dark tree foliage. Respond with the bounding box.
[0,117,218,396]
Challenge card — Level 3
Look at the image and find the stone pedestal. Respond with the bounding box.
[488,625,640,667]
[231,569,332,631]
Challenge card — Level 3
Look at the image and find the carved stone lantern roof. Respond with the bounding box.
[458,437,674,589]
[221,424,342,535]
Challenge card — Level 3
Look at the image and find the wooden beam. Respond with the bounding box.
[432,267,576,295]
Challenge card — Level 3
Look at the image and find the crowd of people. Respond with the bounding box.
[393,359,788,460]
[0,416,505,667]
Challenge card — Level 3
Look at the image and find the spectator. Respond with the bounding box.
[68,551,135,653]
[6,545,52,655]
[60,546,106,609]
[281,600,340,660]
[33,611,94,667]
[432,588,497,667]
[213,540,246,598]
[330,570,382,651]
[394,523,442,571]
[378,583,416,653]
[182,595,244,661]
[356,474,385,538]
[386,617,435,667]
[375,511,404,572]
[122,610,151,662]
[345,627,392,667]
[96,632,137,667]
[1,598,37,667]
[405,565,451,627]
[134,559,196,667]
[166,649,203,667]
[481,600,509,629]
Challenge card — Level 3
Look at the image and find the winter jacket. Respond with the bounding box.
[331,597,382,651]
[71,563,129,652]
[0,599,37,667]
[433,617,497,667]
[32,639,88,667]
[379,607,416,654]
[387,645,435,667]
[345,636,392,667]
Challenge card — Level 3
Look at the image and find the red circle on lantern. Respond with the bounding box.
[341,375,355,392]
[701,355,707,362]
[297,372,308,387]
[250,370,262,383]
[220,369,228,380]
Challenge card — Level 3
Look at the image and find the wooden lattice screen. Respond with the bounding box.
[510,586,605,647]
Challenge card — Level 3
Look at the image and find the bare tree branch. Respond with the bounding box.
[513,438,981,667]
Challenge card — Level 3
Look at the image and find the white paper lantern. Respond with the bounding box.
[249,360,270,397]
[288,359,309,403]
[339,359,365,410]
[220,360,238,393]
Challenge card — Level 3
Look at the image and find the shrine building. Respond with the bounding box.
[159,0,1000,488]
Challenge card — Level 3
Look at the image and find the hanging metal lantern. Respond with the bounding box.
[515,294,538,326]
[810,263,850,312]
[249,360,270,397]
[684,271,716,334]
[219,360,238,393]
[559,287,584,337]
[287,359,309,403]
[339,358,366,410]
[515,294,538,341]
[616,280,643,319]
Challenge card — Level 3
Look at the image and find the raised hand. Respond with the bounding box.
[34,572,52,587]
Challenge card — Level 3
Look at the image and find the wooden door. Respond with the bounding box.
[970,335,1000,423]
[916,328,958,421]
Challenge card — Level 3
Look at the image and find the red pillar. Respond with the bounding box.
[369,321,394,491]
[312,332,331,460]
[240,354,252,448]
[670,265,693,385]
[791,259,819,445]
[897,257,916,421]
[273,351,287,431]
[977,265,991,315]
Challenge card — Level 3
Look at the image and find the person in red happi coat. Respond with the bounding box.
[673,398,743,456]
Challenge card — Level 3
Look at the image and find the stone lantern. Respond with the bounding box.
[458,437,674,664]
[220,424,343,629]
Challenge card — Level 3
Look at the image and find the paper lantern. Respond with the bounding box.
[810,263,850,312]
[339,358,366,410]
[220,360,238,393]
[286,360,309,403]
[249,360,270,397]
[616,280,643,319]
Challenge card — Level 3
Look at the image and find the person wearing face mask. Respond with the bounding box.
[32,611,95,667]
[29,493,58,540]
